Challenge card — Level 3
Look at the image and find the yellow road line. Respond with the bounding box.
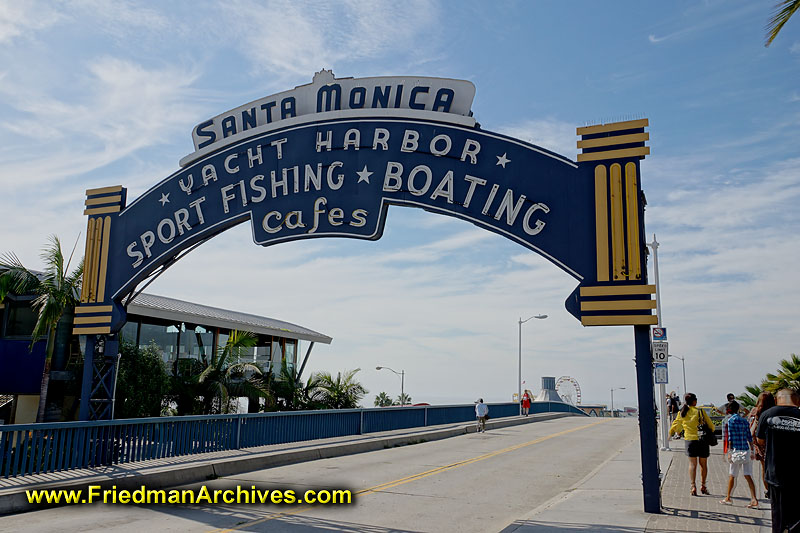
[209,418,610,532]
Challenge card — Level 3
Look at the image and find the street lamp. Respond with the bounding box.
[670,355,687,396]
[611,387,626,417]
[376,366,405,405]
[518,314,548,415]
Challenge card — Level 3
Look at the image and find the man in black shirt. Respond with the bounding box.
[756,388,800,533]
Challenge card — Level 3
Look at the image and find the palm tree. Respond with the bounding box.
[765,0,800,46]
[737,382,767,410]
[315,368,368,409]
[0,236,83,422]
[394,393,412,406]
[197,330,271,414]
[270,358,322,410]
[763,353,800,392]
[374,392,393,407]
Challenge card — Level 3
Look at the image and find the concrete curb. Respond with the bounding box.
[0,412,574,515]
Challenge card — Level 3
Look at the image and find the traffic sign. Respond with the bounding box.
[651,341,669,362]
[654,363,668,384]
[652,327,667,341]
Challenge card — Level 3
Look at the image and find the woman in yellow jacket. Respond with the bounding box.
[669,392,715,496]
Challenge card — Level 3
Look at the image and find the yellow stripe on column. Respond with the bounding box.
[83,205,121,215]
[72,326,112,335]
[96,216,112,302]
[625,162,641,280]
[74,315,112,324]
[89,217,103,302]
[86,185,123,196]
[576,119,649,136]
[81,218,95,303]
[609,163,626,280]
[594,165,610,282]
[580,300,657,311]
[75,305,113,313]
[581,315,658,326]
[577,132,649,149]
[580,285,656,297]
[576,146,650,162]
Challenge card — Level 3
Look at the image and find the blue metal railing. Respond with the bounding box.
[0,401,586,478]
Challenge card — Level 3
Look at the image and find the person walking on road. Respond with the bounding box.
[749,391,776,498]
[668,392,680,424]
[475,398,489,433]
[756,388,800,533]
[521,390,531,417]
[722,392,735,454]
[669,392,715,496]
[719,400,759,509]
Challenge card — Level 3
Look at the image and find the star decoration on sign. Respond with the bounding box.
[496,153,511,168]
[356,165,373,184]
[159,192,170,206]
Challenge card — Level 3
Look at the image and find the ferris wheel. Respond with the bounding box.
[555,376,582,405]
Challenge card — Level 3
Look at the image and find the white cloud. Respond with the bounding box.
[646,2,763,45]
[215,0,440,83]
[0,56,201,188]
[790,42,800,54]
[71,0,169,35]
[0,1,63,44]
[496,118,576,160]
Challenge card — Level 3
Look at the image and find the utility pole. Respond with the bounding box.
[647,234,670,451]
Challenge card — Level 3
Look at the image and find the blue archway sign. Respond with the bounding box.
[72,71,661,512]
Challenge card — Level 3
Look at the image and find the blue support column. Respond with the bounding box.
[79,335,95,421]
[634,324,661,513]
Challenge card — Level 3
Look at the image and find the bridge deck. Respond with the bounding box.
[0,411,571,515]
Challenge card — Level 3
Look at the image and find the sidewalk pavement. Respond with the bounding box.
[0,411,570,515]
[648,442,770,532]
[502,433,771,533]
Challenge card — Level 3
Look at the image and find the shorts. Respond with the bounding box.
[685,439,710,458]
[728,459,753,477]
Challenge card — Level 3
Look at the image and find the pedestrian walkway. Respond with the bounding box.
[502,434,771,532]
[648,444,770,532]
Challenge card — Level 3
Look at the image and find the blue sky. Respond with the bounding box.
[1,1,798,408]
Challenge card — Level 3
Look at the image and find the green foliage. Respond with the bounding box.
[374,392,393,407]
[739,353,800,409]
[166,330,272,415]
[197,330,271,414]
[0,235,83,422]
[394,393,412,406]
[764,353,800,392]
[736,383,767,410]
[115,341,170,418]
[269,358,319,411]
[167,358,205,416]
[765,0,800,46]
[314,368,368,409]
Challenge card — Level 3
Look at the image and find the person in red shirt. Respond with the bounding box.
[521,390,532,416]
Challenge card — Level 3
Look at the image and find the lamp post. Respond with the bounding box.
[611,387,626,417]
[647,234,670,451]
[376,366,405,405]
[670,354,687,396]
[518,314,548,415]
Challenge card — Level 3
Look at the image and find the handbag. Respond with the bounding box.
[730,449,749,464]
[697,408,718,447]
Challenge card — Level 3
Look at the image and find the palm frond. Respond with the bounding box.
[0,253,41,299]
[65,258,84,300]
[765,0,800,46]
[40,235,65,290]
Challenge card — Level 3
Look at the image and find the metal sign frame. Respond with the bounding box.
[71,71,661,513]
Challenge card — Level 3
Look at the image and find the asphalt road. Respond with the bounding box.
[0,417,639,533]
